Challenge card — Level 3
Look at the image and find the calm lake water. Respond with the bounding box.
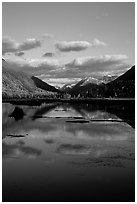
[2,102,135,202]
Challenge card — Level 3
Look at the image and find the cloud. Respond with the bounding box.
[42,52,55,58]
[3,56,62,76]
[42,33,54,39]
[66,55,128,69]
[2,36,42,55]
[3,141,42,159]
[44,138,55,144]
[55,41,91,52]
[19,38,41,51]
[55,38,106,52]
[2,36,19,54]
[15,51,25,56]
[64,54,130,77]
[4,56,60,68]
[57,143,91,155]
[92,38,107,47]
[3,53,131,79]
[27,58,61,69]
[39,77,81,88]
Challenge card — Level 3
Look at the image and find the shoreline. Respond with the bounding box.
[2,98,135,105]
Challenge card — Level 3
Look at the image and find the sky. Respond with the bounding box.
[2,2,135,87]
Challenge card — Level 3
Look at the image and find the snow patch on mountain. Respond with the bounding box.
[80,77,103,86]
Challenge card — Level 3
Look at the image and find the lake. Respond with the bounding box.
[2,102,135,202]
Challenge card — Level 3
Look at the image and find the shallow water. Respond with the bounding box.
[2,102,135,202]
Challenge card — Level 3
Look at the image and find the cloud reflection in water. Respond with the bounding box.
[3,140,42,159]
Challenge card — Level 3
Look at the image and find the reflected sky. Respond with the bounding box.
[2,102,135,202]
[3,140,42,159]
[2,103,134,162]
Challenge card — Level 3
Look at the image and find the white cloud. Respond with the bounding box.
[38,77,81,88]
[28,58,61,69]
[55,38,106,52]
[3,56,62,77]
[42,33,54,39]
[2,36,19,54]
[55,41,91,52]
[64,54,130,78]
[18,38,41,51]
[3,54,131,79]
[2,36,42,55]
[6,57,60,69]
[66,55,128,69]
[92,38,107,47]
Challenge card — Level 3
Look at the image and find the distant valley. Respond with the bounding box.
[2,58,135,100]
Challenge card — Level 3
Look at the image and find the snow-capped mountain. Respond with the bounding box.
[79,77,103,86]
[67,77,105,97]
[62,65,135,98]
[61,80,81,92]
[102,75,117,83]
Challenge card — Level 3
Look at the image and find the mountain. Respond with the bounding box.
[2,57,135,99]
[80,77,103,85]
[68,77,105,97]
[2,59,58,99]
[102,75,117,83]
[62,75,117,93]
[64,66,135,98]
[105,65,135,98]
[61,81,79,93]
[114,65,135,81]
[31,76,60,93]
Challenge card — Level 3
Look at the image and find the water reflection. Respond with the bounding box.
[31,103,57,120]
[3,140,42,159]
[2,102,135,202]
[9,107,25,121]
[57,143,91,155]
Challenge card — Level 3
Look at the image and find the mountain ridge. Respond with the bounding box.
[2,59,59,99]
[105,65,135,98]
[2,58,135,99]
[31,76,60,93]
[64,65,135,98]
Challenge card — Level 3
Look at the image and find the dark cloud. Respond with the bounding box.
[44,138,55,144]
[15,51,25,56]
[42,52,55,58]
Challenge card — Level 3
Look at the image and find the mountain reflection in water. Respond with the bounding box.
[2,102,135,202]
